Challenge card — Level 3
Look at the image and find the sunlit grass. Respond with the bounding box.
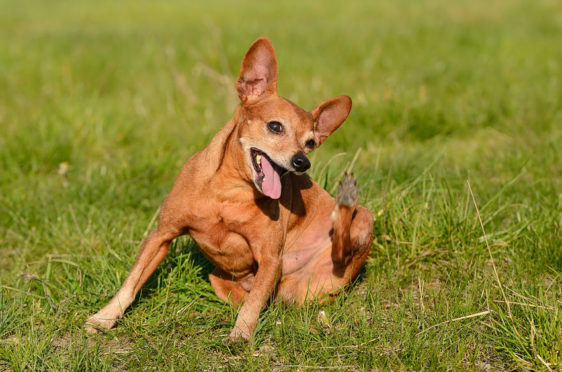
[0,0,560,369]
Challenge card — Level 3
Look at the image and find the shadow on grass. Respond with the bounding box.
[131,236,216,306]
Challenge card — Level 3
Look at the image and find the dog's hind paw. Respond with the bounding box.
[336,173,359,208]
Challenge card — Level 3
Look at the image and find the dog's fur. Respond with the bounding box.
[85,37,373,341]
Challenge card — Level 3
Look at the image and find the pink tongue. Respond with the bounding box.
[260,156,282,199]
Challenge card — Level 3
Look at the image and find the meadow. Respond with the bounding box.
[0,0,560,370]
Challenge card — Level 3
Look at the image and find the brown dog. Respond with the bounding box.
[85,37,373,341]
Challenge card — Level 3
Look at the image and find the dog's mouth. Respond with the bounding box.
[250,148,287,200]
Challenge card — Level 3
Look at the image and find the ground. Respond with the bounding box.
[0,0,560,370]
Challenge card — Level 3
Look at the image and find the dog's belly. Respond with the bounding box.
[281,246,330,284]
[282,199,334,275]
[282,235,332,275]
[189,228,255,278]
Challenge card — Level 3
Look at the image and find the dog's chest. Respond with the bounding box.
[187,200,260,275]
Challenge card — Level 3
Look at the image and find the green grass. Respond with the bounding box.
[1,0,561,370]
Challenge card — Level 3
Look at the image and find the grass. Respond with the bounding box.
[0,0,560,369]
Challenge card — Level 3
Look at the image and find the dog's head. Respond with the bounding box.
[235,37,352,200]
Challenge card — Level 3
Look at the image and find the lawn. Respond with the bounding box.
[0,0,560,370]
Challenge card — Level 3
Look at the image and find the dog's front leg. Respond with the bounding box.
[85,228,178,333]
[229,251,280,342]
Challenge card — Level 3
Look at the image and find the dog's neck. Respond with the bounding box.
[205,112,264,202]
[220,123,252,182]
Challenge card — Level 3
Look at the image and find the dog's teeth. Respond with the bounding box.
[256,154,261,165]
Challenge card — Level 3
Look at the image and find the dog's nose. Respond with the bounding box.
[292,153,311,172]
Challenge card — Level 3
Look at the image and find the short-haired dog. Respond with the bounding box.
[86,37,373,341]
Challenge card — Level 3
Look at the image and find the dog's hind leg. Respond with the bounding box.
[209,268,249,308]
[85,228,178,333]
[331,174,373,277]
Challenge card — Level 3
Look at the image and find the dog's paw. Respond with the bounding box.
[84,314,117,334]
[228,325,252,343]
[336,173,359,208]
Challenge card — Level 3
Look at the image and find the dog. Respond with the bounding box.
[85,37,374,341]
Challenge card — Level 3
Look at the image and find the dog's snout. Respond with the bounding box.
[292,153,311,172]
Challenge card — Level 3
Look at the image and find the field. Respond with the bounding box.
[0,0,560,370]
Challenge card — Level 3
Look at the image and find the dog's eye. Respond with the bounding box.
[305,139,316,148]
[267,121,284,134]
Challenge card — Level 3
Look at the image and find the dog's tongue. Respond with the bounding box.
[260,156,282,199]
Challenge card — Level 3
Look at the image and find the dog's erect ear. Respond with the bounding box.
[236,37,278,104]
[311,96,352,146]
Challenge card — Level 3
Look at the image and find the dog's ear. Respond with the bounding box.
[311,96,352,146]
[236,37,278,104]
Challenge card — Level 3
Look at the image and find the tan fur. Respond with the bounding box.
[85,37,374,341]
